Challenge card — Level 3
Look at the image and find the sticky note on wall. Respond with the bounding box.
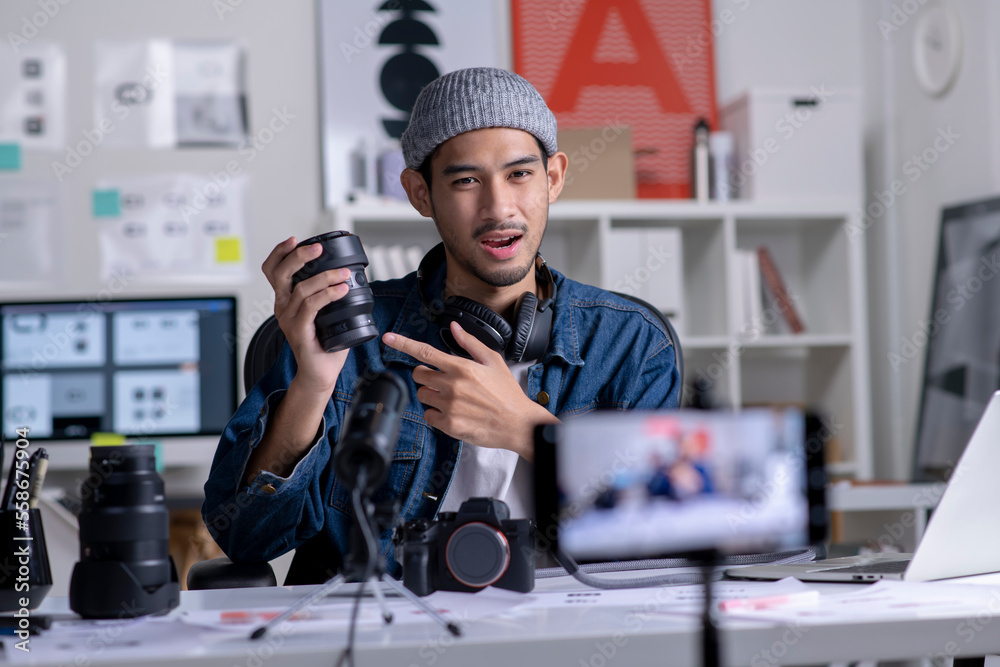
[93,189,121,217]
[215,236,242,263]
[0,144,21,170]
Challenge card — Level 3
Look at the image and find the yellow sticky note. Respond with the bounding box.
[91,432,126,446]
[215,237,242,264]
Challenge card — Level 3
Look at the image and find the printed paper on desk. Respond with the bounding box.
[0,41,66,150]
[718,580,1000,625]
[96,173,249,282]
[179,587,529,634]
[0,177,61,283]
[519,578,812,615]
[4,617,234,665]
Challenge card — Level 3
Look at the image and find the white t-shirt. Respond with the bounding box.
[437,360,534,519]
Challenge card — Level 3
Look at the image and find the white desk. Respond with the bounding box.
[13,573,1000,667]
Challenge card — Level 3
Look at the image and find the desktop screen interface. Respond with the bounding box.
[0,298,236,441]
[551,410,810,560]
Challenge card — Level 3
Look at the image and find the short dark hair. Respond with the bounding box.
[418,135,550,191]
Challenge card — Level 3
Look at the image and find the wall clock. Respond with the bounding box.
[912,3,963,97]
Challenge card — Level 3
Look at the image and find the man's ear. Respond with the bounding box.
[546,151,569,204]
[400,168,434,218]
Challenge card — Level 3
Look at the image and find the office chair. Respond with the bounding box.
[187,293,684,590]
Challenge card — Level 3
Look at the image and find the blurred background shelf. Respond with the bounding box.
[335,198,872,480]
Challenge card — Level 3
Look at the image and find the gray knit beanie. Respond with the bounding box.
[401,67,558,170]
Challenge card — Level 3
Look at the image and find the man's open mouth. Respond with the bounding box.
[481,234,522,250]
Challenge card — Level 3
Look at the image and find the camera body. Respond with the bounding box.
[291,231,377,352]
[398,497,535,596]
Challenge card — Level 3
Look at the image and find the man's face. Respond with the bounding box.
[424,127,554,289]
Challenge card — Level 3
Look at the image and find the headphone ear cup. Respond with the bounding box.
[509,292,538,362]
[442,296,512,353]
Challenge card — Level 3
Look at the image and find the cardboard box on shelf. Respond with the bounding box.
[557,127,635,200]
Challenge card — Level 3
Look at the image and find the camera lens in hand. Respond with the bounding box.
[291,231,378,352]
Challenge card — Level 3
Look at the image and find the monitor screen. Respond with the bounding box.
[534,409,826,561]
[0,297,237,451]
[914,195,1000,479]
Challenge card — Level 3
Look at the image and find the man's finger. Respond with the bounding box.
[422,407,444,433]
[412,365,444,389]
[261,237,297,290]
[415,385,444,410]
[382,332,453,368]
[449,321,502,365]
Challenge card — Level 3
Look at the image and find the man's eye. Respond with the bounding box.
[453,177,475,185]
[510,170,530,178]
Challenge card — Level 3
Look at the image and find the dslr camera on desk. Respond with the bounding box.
[397,497,535,596]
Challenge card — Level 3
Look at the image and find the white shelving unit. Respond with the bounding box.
[332,198,873,480]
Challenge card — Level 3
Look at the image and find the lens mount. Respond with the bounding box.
[444,521,511,589]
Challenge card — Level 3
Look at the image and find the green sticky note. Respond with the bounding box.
[93,189,121,217]
[0,144,21,170]
[215,236,242,263]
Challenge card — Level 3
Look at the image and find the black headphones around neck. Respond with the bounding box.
[417,243,557,362]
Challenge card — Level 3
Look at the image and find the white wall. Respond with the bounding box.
[712,0,863,105]
[3,0,326,367]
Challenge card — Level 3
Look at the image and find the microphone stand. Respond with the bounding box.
[250,495,461,641]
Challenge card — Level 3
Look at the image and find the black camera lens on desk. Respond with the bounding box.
[69,445,179,619]
[291,231,378,352]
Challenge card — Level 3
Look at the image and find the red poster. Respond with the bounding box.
[512,0,717,198]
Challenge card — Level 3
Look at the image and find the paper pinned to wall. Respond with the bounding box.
[174,41,247,147]
[94,40,177,148]
[94,40,247,149]
[0,41,66,150]
[95,173,249,283]
[0,177,62,283]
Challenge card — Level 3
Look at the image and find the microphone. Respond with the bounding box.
[333,371,408,494]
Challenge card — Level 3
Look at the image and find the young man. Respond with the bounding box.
[203,67,679,582]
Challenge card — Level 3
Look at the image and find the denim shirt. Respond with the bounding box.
[202,265,680,577]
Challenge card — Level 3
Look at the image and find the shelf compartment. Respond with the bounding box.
[735,217,851,338]
[740,345,856,473]
[609,217,727,339]
[682,346,739,409]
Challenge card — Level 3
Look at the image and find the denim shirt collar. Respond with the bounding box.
[380,262,584,368]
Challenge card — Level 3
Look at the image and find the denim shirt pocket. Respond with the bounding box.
[327,407,427,517]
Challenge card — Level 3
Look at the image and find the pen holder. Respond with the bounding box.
[0,509,53,611]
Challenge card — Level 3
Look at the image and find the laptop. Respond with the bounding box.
[728,390,1000,583]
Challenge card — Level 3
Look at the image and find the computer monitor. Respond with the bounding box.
[0,296,237,469]
[914,195,1000,479]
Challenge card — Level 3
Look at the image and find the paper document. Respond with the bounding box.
[0,177,61,283]
[0,41,66,150]
[95,173,249,282]
[717,579,1000,625]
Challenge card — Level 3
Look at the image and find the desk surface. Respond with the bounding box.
[11,572,1000,667]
